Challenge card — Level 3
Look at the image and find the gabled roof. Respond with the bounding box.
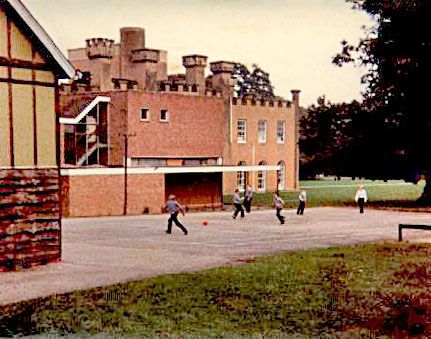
[5,0,75,79]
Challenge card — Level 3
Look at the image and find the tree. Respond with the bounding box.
[299,97,366,179]
[232,63,277,100]
[333,0,431,198]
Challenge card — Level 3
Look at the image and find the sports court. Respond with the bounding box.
[1,206,431,305]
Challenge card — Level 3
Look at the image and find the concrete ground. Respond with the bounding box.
[1,206,431,305]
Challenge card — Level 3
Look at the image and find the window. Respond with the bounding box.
[183,158,218,166]
[257,161,266,192]
[237,161,247,191]
[258,120,267,143]
[278,161,285,190]
[237,119,246,143]
[140,108,150,121]
[135,158,167,167]
[277,120,285,143]
[160,109,169,122]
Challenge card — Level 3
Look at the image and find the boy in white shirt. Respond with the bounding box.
[354,185,368,213]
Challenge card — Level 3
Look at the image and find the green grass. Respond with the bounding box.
[224,179,425,209]
[2,242,431,338]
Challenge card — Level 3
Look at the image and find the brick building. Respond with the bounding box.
[0,0,74,270]
[59,27,299,217]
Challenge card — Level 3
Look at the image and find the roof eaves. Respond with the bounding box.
[6,0,75,79]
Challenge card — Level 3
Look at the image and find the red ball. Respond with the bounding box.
[202,219,208,226]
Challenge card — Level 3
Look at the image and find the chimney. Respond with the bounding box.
[182,55,207,95]
[291,90,300,107]
[210,61,236,98]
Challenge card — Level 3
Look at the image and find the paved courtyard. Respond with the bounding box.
[1,206,431,305]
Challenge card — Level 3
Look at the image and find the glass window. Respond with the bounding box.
[258,120,267,143]
[278,161,285,190]
[237,161,247,191]
[160,109,169,122]
[183,159,201,166]
[257,161,266,192]
[141,108,150,121]
[237,119,246,143]
[137,158,167,167]
[277,120,285,143]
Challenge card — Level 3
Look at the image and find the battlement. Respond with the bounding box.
[210,61,235,74]
[112,78,138,91]
[159,83,199,96]
[86,38,115,59]
[60,82,99,94]
[183,55,208,68]
[132,48,159,63]
[232,97,291,108]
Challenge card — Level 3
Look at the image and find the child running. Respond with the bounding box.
[274,193,285,224]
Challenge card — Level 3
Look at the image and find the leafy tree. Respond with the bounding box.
[232,63,276,100]
[333,0,431,198]
[300,97,365,179]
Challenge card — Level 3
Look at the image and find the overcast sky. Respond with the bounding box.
[22,0,374,107]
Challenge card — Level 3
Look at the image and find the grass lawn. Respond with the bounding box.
[2,242,431,338]
[224,179,425,210]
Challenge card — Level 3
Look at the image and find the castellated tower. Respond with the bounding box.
[81,38,115,90]
[182,55,207,95]
[210,61,236,97]
[120,27,145,80]
[67,27,167,92]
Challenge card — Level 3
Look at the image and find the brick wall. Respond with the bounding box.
[223,99,298,194]
[61,171,165,217]
[0,169,61,272]
[126,92,224,158]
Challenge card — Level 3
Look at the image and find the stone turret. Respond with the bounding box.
[86,38,115,59]
[183,55,207,95]
[210,61,236,98]
[120,27,145,79]
[291,89,300,108]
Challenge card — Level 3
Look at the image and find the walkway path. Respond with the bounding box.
[1,207,430,305]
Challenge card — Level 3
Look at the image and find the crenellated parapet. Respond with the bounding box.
[132,48,159,63]
[210,61,235,74]
[232,96,292,108]
[205,90,223,98]
[86,38,115,59]
[159,83,199,96]
[111,78,138,91]
[183,55,208,68]
[60,83,99,94]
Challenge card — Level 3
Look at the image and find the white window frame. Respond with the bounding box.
[237,119,247,143]
[278,161,285,190]
[258,120,267,143]
[140,108,150,121]
[277,120,285,144]
[237,162,247,191]
[257,161,266,192]
[160,109,169,122]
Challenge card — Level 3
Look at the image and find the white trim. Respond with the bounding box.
[229,97,233,144]
[237,119,246,143]
[59,96,111,124]
[61,165,281,176]
[160,109,169,122]
[277,120,286,144]
[7,0,75,79]
[140,108,150,122]
[130,155,221,159]
[258,120,267,144]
